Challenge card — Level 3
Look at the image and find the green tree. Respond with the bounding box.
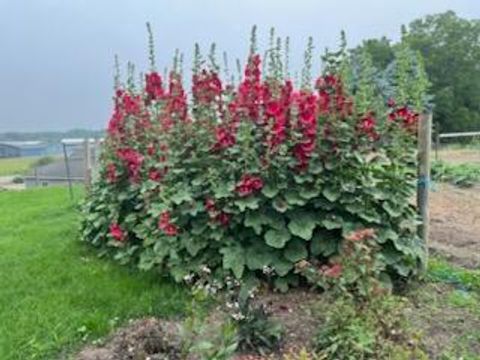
[406,11,480,132]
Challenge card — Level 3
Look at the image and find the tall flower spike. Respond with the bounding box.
[146,22,156,71]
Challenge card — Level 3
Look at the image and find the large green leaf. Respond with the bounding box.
[264,227,291,248]
[245,244,272,270]
[284,239,308,262]
[287,211,317,240]
[220,245,245,279]
[322,186,341,202]
[311,231,338,256]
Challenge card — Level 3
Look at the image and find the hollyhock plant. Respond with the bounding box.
[82,30,429,290]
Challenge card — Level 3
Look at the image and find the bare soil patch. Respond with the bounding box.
[437,148,480,165]
[429,183,480,268]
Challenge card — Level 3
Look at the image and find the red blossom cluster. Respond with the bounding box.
[204,198,231,226]
[192,70,222,106]
[235,174,263,197]
[158,211,179,236]
[388,103,419,131]
[358,111,379,140]
[106,163,117,183]
[235,55,262,122]
[321,263,343,279]
[293,91,318,169]
[145,72,164,103]
[264,80,293,149]
[344,228,375,242]
[109,223,125,242]
[213,126,236,150]
[117,148,144,182]
[315,74,352,117]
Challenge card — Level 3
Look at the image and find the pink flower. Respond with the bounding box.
[322,263,343,279]
[235,174,263,197]
[109,223,125,242]
[158,211,179,236]
[214,127,236,150]
[106,163,117,183]
[117,148,144,182]
[145,72,164,102]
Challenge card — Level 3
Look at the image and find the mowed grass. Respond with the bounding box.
[0,156,41,176]
[0,187,188,360]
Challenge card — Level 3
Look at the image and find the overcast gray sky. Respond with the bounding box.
[0,0,479,132]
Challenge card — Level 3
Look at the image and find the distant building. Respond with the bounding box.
[0,141,47,158]
[24,139,101,188]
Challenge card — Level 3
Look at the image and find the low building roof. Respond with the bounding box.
[0,141,46,149]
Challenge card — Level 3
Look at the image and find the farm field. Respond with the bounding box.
[0,186,479,359]
[0,156,42,176]
[0,188,188,360]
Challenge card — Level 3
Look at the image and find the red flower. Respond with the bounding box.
[109,223,125,242]
[387,98,396,108]
[204,198,216,213]
[148,169,163,182]
[158,211,179,236]
[358,112,379,140]
[145,72,164,103]
[106,163,117,183]
[163,223,179,236]
[293,91,318,169]
[122,93,142,116]
[192,70,223,105]
[214,127,236,150]
[117,148,144,182]
[235,174,263,197]
[322,263,343,279]
[216,212,230,226]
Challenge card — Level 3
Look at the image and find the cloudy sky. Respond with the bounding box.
[0,0,478,132]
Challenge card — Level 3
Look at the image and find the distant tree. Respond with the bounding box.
[356,11,480,132]
[406,11,480,132]
[354,37,394,71]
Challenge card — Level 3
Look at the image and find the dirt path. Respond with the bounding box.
[430,183,480,268]
[0,176,25,191]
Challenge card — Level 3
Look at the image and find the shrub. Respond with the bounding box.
[81,27,428,290]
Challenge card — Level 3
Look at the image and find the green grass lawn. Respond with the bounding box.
[0,157,42,176]
[0,187,188,360]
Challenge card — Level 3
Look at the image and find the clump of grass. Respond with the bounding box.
[427,257,480,292]
[431,161,480,188]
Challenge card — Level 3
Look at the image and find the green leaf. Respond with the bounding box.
[245,244,272,270]
[272,197,288,213]
[171,188,193,205]
[234,197,260,212]
[321,216,342,230]
[299,186,320,200]
[311,231,338,256]
[284,239,308,262]
[244,211,265,235]
[271,255,293,276]
[261,183,279,198]
[382,201,402,217]
[264,227,291,249]
[220,245,245,279]
[287,211,317,240]
[322,187,341,202]
[285,190,306,206]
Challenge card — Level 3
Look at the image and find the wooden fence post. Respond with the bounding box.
[417,112,432,270]
[84,138,92,192]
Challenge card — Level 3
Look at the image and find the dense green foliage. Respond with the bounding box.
[0,188,187,360]
[81,29,428,291]
[357,11,480,133]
